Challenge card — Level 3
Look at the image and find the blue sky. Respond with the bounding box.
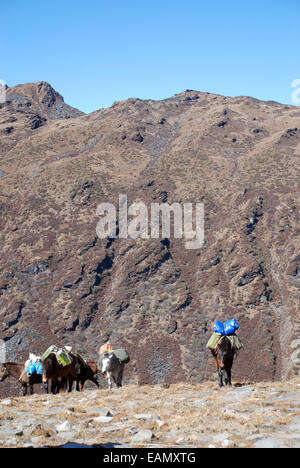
[1,0,299,113]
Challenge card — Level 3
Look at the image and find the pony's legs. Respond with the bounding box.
[224,368,232,386]
[117,368,123,387]
[58,377,68,392]
[22,383,27,396]
[68,376,74,392]
[50,380,58,394]
[75,379,80,392]
[218,368,224,387]
[113,373,122,388]
[116,375,122,387]
[44,381,49,394]
[107,373,112,390]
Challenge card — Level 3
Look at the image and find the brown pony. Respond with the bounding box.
[211,336,236,387]
[74,357,99,391]
[0,362,42,396]
[42,353,78,394]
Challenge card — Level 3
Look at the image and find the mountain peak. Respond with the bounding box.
[5,81,84,119]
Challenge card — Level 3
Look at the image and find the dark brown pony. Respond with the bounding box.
[42,353,78,394]
[211,336,236,387]
[72,355,99,391]
[0,362,42,396]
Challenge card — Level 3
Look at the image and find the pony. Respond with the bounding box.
[42,353,99,393]
[101,352,124,390]
[72,355,99,391]
[0,362,42,396]
[211,336,236,387]
[42,353,78,394]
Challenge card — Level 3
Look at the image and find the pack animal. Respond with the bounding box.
[0,362,42,396]
[73,355,99,391]
[101,352,124,390]
[42,353,78,394]
[211,336,236,387]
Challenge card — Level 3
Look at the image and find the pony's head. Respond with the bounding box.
[101,353,114,374]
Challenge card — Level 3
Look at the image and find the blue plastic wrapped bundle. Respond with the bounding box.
[213,320,225,334]
[26,362,36,375]
[213,318,239,336]
[26,361,42,375]
[35,362,42,375]
[223,318,239,335]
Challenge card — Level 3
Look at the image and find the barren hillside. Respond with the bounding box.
[1,82,300,397]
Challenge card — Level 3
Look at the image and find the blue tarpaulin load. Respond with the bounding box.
[213,321,225,334]
[213,318,239,336]
[224,318,239,335]
[207,318,242,350]
[26,361,42,375]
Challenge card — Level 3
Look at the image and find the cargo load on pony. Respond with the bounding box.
[206,318,243,352]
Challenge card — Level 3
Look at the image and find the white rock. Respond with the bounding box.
[213,432,230,443]
[221,439,235,448]
[55,421,71,432]
[155,419,165,428]
[176,436,190,445]
[93,416,113,423]
[253,438,281,448]
[131,430,154,444]
[1,398,12,405]
[134,413,152,421]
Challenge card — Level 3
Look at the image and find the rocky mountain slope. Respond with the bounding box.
[0,82,300,396]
